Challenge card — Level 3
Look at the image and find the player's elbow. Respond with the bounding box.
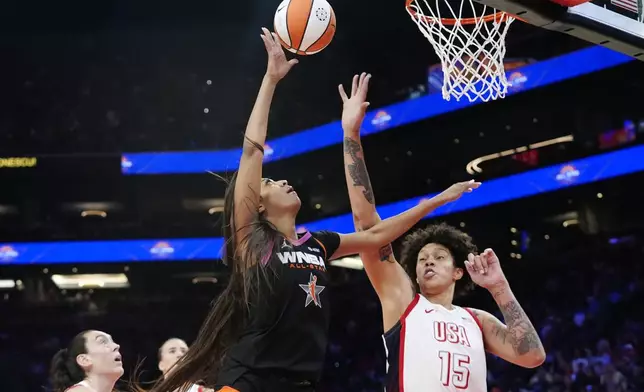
[363,227,392,250]
[520,349,547,369]
[353,210,381,230]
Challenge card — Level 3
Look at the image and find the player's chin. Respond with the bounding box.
[290,198,302,211]
[113,366,125,377]
[421,278,448,291]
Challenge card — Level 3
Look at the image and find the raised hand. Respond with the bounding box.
[438,180,481,203]
[260,27,298,83]
[465,248,508,289]
[339,72,371,133]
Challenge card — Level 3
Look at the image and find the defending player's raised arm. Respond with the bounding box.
[339,73,376,228]
[234,28,298,251]
[339,73,414,326]
[466,249,546,368]
[331,180,480,260]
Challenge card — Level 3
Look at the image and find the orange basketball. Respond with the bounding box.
[273,0,336,56]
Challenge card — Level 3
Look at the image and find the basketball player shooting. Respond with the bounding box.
[147,30,481,392]
[339,73,545,391]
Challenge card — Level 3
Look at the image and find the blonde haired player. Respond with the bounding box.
[157,338,214,392]
[339,73,546,391]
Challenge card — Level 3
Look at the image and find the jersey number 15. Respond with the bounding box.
[438,351,471,389]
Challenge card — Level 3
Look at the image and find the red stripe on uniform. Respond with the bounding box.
[464,307,484,333]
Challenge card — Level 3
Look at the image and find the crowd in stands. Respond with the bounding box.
[1,234,642,392]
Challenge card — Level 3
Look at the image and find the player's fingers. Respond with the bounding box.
[358,72,366,89]
[485,248,497,264]
[358,73,370,98]
[271,32,281,47]
[351,74,359,96]
[338,84,349,102]
[362,73,372,94]
[473,255,484,275]
[260,33,271,52]
[361,102,370,109]
[287,58,299,67]
[463,180,482,193]
[479,253,489,274]
[262,27,272,44]
[466,253,476,272]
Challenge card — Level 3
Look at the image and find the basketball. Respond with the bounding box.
[273,0,336,56]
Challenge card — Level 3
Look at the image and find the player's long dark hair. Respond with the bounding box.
[147,138,282,392]
[49,330,90,392]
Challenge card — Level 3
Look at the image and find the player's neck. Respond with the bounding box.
[422,286,455,310]
[266,214,297,241]
[84,373,117,392]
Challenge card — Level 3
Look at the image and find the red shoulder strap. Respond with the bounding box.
[464,307,484,332]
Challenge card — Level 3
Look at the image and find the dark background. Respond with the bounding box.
[0,0,643,390]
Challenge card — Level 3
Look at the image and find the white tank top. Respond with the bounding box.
[382,294,487,392]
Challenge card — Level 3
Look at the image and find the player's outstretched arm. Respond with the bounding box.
[339,73,414,330]
[233,28,298,255]
[331,181,480,259]
[466,249,546,368]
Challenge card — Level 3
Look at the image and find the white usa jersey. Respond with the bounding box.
[382,294,487,392]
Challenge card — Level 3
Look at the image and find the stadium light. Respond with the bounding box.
[51,273,129,289]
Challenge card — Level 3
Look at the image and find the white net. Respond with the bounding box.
[407,0,515,102]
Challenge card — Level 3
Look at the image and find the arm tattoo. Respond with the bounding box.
[379,244,394,262]
[492,289,543,356]
[343,137,375,204]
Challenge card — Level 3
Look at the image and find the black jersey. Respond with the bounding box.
[218,230,341,390]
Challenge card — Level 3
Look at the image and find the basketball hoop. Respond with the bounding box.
[406,0,515,102]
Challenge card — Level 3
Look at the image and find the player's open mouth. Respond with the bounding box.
[424,270,436,278]
[114,354,122,362]
[287,186,296,194]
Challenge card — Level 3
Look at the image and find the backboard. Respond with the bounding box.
[472,0,644,60]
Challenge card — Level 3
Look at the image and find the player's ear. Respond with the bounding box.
[76,353,92,368]
[453,267,464,281]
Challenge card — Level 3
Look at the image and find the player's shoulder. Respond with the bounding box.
[308,230,340,253]
[462,307,493,319]
[309,230,338,240]
[459,307,495,331]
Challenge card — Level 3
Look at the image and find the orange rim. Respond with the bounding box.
[405,0,518,25]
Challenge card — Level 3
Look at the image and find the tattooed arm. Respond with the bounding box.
[343,137,400,264]
[339,73,414,331]
[469,284,546,368]
[465,249,545,368]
